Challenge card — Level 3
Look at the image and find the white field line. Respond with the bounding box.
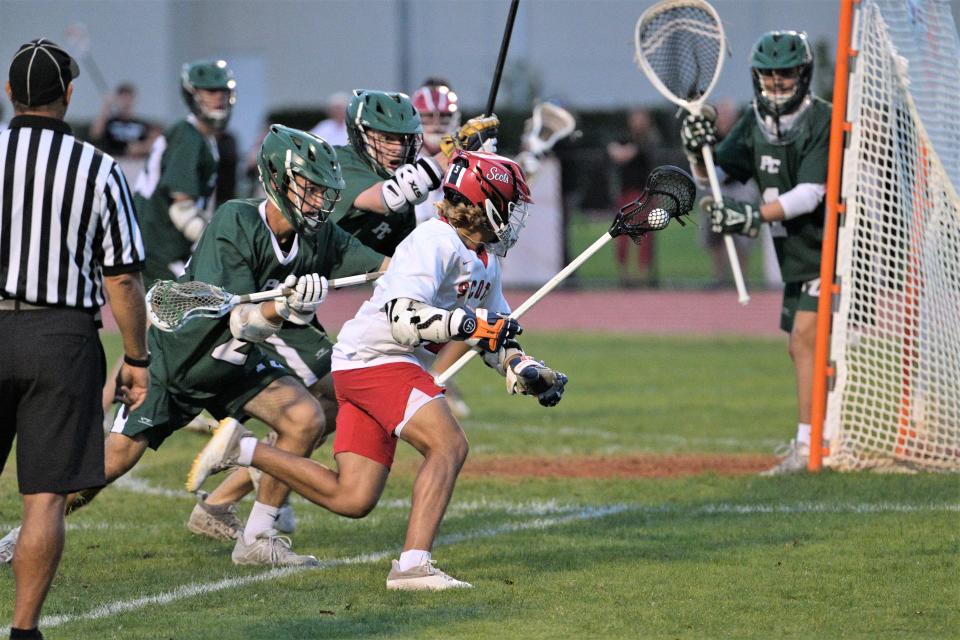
[29,504,629,631]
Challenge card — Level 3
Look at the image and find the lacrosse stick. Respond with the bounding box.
[516,101,580,178]
[435,166,696,385]
[485,0,520,116]
[634,0,749,305]
[64,23,110,97]
[147,271,383,332]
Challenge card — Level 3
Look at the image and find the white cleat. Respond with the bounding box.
[386,559,473,591]
[185,418,253,493]
[231,529,319,567]
[0,526,20,564]
[761,440,811,476]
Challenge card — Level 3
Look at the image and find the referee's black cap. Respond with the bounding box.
[8,38,80,107]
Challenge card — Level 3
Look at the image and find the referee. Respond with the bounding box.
[0,39,149,639]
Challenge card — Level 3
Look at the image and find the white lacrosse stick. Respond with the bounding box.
[634,0,749,305]
[435,165,696,385]
[517,101,579,179]
[147,271,383,332]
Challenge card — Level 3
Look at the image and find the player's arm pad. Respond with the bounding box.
[387,297,460,347]
[168,199,206,243]
[229,303,282,343]
[778,183,826,220]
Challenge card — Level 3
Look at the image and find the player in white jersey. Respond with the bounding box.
[189,150,568,590]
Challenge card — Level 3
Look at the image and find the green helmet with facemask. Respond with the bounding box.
[181,59,237,131]
[346,90,423,177]
[750,31,813,119]
[257,125,345,236]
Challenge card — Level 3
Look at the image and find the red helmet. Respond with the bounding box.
[412,83,461,150]
[443,150,533,256]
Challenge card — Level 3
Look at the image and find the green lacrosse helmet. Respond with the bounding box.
[181,59,237,131]
[749,31,813,119]
[346,89,423,176]
[257,124,345,236]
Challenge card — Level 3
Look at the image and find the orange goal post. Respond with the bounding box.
[810,0,960,472]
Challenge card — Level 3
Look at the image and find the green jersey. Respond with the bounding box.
[715,98,831,282]
[329,144,416,256]
[150,198,382,399]
[134,116,219,287]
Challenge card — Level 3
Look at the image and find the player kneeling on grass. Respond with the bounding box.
[0,125,387,567]
[188,150,568,590]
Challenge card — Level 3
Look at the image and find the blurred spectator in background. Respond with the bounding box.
[309,91,349,146]
[699,100,757,288]
[243,121,271,199]
[607,107,659,287]
[215,129,239,203]
[89,83,157,158]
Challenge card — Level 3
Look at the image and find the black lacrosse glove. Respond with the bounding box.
[506,356,568,407]
[702,197,762,238]
[679,107,718,155]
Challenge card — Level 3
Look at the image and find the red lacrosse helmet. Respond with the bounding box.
[442,150,533,257]
[412,82,461,151]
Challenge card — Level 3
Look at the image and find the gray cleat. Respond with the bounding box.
[187,491,242,541]
[232,529,319,567]
[386,559,473,591]
[0,526,20,564]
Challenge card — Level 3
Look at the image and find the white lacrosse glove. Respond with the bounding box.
[505,355,568,407]
[274,273,328,325]
[679,106,718,157]
[381,157,444,213]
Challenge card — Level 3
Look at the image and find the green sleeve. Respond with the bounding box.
[331,146,382,222]
[715,113,755,183]
[797,107,831,184]
[324,222,385,278]
[189,212,258,296]
[159,125,206,198]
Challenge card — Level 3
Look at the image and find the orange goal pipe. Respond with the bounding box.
[810,0,858,471]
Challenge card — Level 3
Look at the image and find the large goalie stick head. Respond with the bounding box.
[146,280,238,332]
[634,0,726,116]
[611,165,696,244]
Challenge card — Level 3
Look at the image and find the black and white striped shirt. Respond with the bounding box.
[0,115,144,309]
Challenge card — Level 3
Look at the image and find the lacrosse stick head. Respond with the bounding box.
[634,0,725,114]
[146,280,234,332]
[610,165,696,244]
[524,101,577,157]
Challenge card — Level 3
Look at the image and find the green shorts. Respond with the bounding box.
[780,278,821,332]
[115,347,290,450]
[260,321,334,388]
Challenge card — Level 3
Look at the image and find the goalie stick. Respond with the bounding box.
[435,166,696,385]
[147,271,383,332]
[634,0,750,305]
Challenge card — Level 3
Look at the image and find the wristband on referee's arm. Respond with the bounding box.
[123,353,151,368]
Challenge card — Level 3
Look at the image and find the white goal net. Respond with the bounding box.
[825,0,960,471]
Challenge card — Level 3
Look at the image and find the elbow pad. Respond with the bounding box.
[229,303,281,343]
[169,199,206,242]
[779,183,826,220]
[386,298,460,346]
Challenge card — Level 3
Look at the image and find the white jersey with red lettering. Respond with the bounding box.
[333,217,510,370]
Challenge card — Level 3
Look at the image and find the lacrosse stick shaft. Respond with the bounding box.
[485,0,520,116]
[435,232,613,385]
[235,271,384,304]
[701,146,749,305]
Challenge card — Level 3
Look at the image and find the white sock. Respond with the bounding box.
[796,423,812,447]
[238,437,257,466]
[243,501,280,545]
[398,549,431,572]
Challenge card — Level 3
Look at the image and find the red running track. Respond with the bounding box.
[106,288,785,337]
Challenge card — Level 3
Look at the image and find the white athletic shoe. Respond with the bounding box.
[761,440,810,476]
[183,413,220,435]
[275,500,296,535]
[231,529,319,567]
[0,526,20,564]
[186,418,254,492]
[386,559,473,591]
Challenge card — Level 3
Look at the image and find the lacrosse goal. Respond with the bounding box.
[811,0,960,471]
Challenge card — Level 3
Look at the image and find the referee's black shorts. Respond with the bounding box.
[0,306,107,494]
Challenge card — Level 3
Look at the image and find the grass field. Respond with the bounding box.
[1,332,957,639]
